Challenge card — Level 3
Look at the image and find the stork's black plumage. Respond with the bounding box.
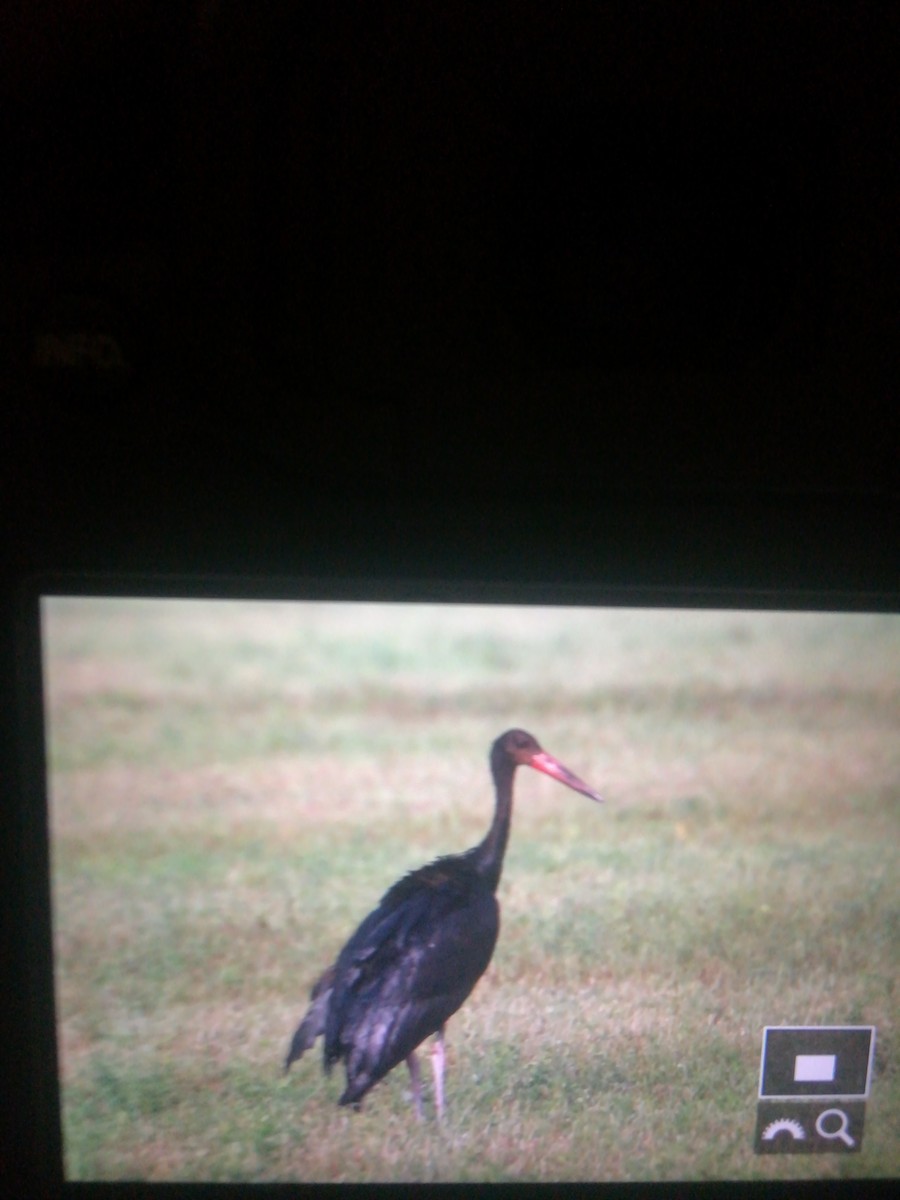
[284,729,602,1117]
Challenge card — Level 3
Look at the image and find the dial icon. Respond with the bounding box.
[761,1118,806,1141]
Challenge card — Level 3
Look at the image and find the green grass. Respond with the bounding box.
[43,598,900,1182]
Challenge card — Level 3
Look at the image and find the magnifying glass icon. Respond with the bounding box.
[815,1108,855,1147]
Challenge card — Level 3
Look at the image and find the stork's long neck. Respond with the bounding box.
[470,749,515,893]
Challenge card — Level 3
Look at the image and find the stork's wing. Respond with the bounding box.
[324,861,499,1103]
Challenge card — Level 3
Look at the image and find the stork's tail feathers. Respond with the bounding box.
[284,964,335,1073]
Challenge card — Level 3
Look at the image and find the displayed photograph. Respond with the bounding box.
[41,596,898,1183]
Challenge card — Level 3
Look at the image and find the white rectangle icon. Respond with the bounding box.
[794,1054,836,1082]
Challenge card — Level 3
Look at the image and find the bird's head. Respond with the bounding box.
[493,729,603,803]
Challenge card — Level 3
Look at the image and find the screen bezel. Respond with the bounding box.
[12,570,898,1200]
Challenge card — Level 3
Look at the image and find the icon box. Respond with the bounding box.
[759,1026,875,1100]
[754,1100,866,1154]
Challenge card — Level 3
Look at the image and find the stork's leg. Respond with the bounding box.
[430,1027,445,1121]
[406,1050,424,1120]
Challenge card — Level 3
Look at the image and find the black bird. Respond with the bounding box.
[284,729,603,1117]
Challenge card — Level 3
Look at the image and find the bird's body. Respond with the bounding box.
[285,729,602,1117]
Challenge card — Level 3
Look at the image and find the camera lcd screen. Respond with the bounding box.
[39,595,898,1184]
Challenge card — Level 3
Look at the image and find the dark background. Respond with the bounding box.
[1,3,897,1198]
[1,1,897,587]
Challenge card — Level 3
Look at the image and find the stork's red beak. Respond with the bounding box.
[529,750,603,803]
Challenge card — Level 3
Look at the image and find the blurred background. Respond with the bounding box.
[40,599,900,1181]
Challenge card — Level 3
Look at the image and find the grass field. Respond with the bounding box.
[42,598,899,1183]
